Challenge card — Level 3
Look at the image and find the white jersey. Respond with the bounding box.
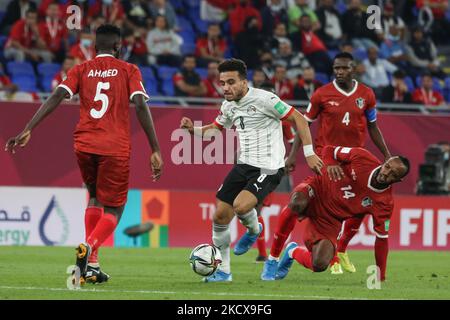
[214,87,294,170]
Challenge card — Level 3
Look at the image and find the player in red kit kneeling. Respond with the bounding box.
[5,25,163,285]
[261,146,409,282]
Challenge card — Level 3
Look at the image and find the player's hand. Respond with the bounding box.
[306,154,324,175]
[327,165,344,182]
[150,151,163,181]
[285,154,296,173]
[4,130,31,154]
[180,117,193,132]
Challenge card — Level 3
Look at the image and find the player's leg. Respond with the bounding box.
[84,183,104,266]
[206,199,235,282]
[261,189,309,280]
[255,201,267,263]
[335,216,363,273]
[291,239,335,272]
[206,165,248,282]
[78,154,129,284]
[233,168,284,256]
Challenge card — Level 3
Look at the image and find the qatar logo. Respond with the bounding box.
[39,196,69,246]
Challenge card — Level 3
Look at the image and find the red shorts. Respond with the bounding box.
[262,192,274,207]
[75,150,130,207]
[293,177,341,252]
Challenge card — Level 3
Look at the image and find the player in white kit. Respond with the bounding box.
[180,59,323,282]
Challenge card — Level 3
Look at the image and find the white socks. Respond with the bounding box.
[237,208,259,235]
[213,223,231,274]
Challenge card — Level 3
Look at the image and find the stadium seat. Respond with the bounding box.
[144,81,159,96]
[41,76,54,92]
[37,62,61,77]
[157,66,178,80]
[12,74,38,92]
[6,61,35,76]
[195,19,209,35]
[315,72,329,84]
[178,30,196,45]
[195,68,207,79]
[139,66,155,81]
[247,69,254,81]
[185,0,200,9]
[353,48,368,61]
[404,76,415,92]
[443,77,450,101]
[181,43,196,55]
[327,49,339,60]
[169,0,183,11]
[162,80,175,96]
[177,16,194,33]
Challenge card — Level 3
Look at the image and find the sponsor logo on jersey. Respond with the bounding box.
[328,101,339,106]
[355,97,365,109]
[247,105,257,115]
[361,196,373,208]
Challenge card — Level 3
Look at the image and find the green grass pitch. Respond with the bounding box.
[0,246,449,300]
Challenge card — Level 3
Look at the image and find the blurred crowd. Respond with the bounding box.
[0,0,449,110]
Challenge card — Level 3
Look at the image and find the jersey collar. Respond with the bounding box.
[96,54,115,58]
[367,166,391,193]
[333,79,358,97]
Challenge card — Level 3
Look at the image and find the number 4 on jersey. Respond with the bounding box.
[341,185,355,199]
[342,112,350,126]
[90,82,110,119]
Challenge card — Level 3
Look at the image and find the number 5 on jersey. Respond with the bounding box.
[90,82,110,119]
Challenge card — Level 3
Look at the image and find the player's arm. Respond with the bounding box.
[133,94,163,181]
[4,87,67,153]
[372,209,392,282]
[180,117,222,137]
[366,109,391,160]
[285,109,323,175]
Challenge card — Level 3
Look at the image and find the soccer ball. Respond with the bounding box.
[189,244,222,276]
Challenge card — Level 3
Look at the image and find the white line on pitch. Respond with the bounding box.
[0,285,380,300]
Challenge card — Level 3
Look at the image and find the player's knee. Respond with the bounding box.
[312,258,328,272]
[232,202,252,216]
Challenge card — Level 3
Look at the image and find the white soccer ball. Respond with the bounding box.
[189,244,222,276]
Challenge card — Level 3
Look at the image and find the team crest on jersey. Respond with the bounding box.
[247,105,257,115]
[355,97,365,109]
[361,196,373,208]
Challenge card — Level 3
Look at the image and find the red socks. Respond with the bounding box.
[292,247,313,270]
[337,217,363,253]
[87,213,118,252]
[257,216,267,257]
[270,206,297,258]
[85,207,103,263]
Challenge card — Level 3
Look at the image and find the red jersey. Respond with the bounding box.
[69,43,96,63]
[6,19,39,49]
[39,18,67,53]
[312,145,393,238]
[58,54,149,157]
[305,80,377,154]
[411,88,444,106]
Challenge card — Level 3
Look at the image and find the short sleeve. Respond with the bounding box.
[129,65,149,102]
[262,93,294,120]
[304,90,321,122]
[364,89,377,122]
[57,64,80,98]
[214,103,233,129]
[371,203,393,239]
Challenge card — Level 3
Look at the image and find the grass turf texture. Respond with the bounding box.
[0,246,449,300]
